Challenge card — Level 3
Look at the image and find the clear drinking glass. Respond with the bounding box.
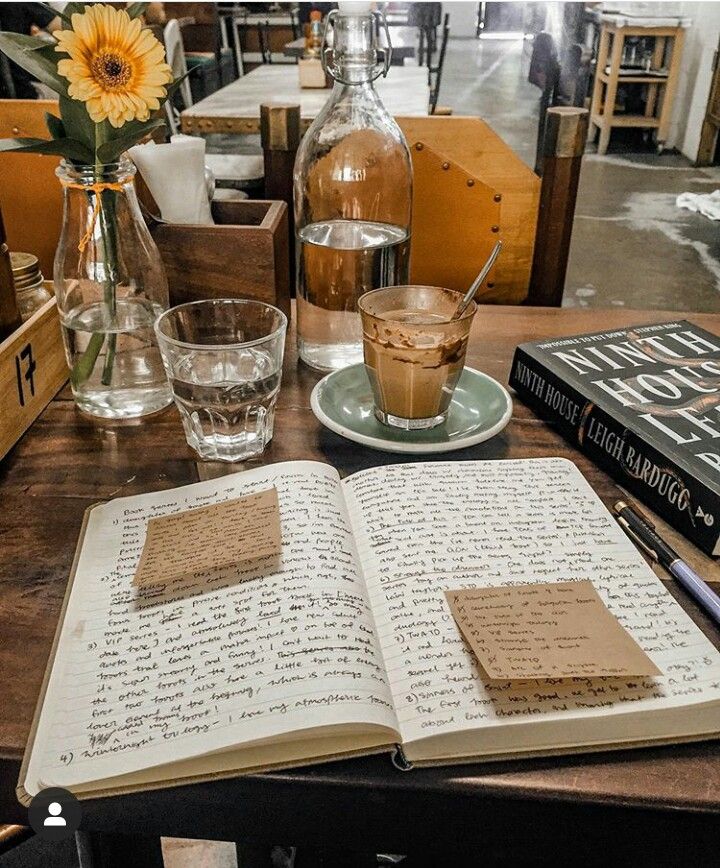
[358,285,476,430]
[155,300,287,462]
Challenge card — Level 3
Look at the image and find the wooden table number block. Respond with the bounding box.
[0,295,67,461]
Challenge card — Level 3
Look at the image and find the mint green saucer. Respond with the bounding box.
[310,365,513,454]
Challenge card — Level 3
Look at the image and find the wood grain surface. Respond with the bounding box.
[151,199,291,319]
[1,305,719,852]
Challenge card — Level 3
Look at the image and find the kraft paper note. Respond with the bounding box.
[445,580,661,679]
[133,487,281,587]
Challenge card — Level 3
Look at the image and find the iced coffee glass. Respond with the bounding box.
[358,286,477,430]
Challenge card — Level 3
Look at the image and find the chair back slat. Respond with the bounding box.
[0,100,63,279]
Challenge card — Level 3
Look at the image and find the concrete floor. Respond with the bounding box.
[439,37,720,313]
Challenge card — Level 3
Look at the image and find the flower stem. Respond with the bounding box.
[70,332,105,389]
[68,125,120,391]
[99,187,118,386]
[94,123,118,388]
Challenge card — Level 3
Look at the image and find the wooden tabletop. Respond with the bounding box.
[283,26,418,60]
[1,305,719,858]
[181,64,430,135]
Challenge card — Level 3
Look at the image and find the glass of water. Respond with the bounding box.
[155,299,287,462]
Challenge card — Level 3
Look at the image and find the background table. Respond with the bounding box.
[1,306,719,865]
[181,64,430,135]
[283,26,418,64]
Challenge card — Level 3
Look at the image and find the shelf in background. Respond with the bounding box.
[598,71,669,85]
[591,113,661,128]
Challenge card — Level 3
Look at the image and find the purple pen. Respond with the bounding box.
[614,500,720,628]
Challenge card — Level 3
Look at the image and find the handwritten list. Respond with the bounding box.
[445,581,661,679]
[28,462,397,792]
[133,487,282,587]
[343,458,720,749]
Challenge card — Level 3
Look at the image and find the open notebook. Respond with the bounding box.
[18,458,720,803]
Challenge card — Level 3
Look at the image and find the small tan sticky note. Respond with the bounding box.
[445,580,661,680]
[133,487,281,587]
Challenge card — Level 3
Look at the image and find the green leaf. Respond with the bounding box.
[0,136,94,162]
[126,3,149,20]
[96,119,166,163]
[45,112,65,141]
[0,32,68,96]
[59,95,97,153]
[105,113,163,143]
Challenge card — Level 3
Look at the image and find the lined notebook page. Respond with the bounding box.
[343,458,720,748]
[25,462,396,795]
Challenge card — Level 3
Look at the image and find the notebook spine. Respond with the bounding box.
[391,744,413,771]
[510,346,720,555]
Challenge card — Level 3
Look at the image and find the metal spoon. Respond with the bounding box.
[450,240,502,321]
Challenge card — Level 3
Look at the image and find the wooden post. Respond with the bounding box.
[589,26,609,145]
[658,28,686,147]
[527,106,588,308]
[597,28,624,156]
[261,103,301,283]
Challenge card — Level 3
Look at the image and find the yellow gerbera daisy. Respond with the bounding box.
[55,4,173,129]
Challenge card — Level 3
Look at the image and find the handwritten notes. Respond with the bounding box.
[27,462,397,793]
[343,458,720,748]
[133,488,281,587]
[445,581,661,679]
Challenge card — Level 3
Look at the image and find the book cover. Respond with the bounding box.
[510,320,720,555]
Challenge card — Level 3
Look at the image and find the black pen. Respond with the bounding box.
[613,500,720,627]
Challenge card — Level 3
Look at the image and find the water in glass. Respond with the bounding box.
[170,347,281,462]
[61,298,170,418]
[155,299,287,463]
[297,219,409,371]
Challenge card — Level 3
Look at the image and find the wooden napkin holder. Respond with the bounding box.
[145,198,291,319]
[0,290,67,461]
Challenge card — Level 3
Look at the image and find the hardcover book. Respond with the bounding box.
[18,459,720,803]
[510,320,720,555]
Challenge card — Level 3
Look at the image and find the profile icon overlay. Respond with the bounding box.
[28,787,81,841]
[44,801,66,826]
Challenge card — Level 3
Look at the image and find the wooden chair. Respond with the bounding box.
[164,18,195,117]
[0,100,63,279]
[261,105,589,307]
[429,14,450,115]
[411,2,442,67]
[162,2,221,55]
[163,4,236,97]
[233,13,297,70]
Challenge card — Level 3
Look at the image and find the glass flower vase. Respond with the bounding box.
[54,159,172,419]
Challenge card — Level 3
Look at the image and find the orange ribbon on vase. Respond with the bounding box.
[60,180,125,253]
